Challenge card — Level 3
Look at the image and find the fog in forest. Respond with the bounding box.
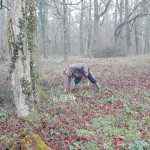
[1,0,150,60]
[0,0,150,149]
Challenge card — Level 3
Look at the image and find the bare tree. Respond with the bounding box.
[125,0,131,53]
[80,0,84,56]
[86,0,92,57]
[93,0,112,56]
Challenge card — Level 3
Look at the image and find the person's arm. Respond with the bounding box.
[82,63,89,77]
[64,77,71,93]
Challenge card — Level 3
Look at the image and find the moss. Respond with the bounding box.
[37,88,47,98]
[21,132,54,150]
[8,18,12,51]
[20,78,32,101]
[27,5,40,100]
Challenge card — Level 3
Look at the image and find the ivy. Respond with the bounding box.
[20,78,32,100]
[8,2,39,101]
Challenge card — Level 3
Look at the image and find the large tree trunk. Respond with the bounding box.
[8,0,39,117]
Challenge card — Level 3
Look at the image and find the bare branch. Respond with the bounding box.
[115,13,150,37]
[98,0,112,18]
[56,0,83,6]
[114,0,149,37]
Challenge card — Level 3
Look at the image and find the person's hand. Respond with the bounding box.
[64,88,67,94]
[85,73,88,78]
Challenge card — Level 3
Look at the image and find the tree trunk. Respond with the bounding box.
[80,0,84,56]
[116,0,125,56]
[38,0,47,58]
[114,0,118,43]
[93,0,99,56]
[134,19,139,54]
[144,17,150,53]
[125,0,131,54]
[63,0,68,59]
[86,0,92,57]
[67,9,71,54]
[8,0,39,117]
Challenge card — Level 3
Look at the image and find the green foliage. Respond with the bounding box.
[20,78,32,97]
[0,110,8,121]
[8,18,12,51]
[92,116,116,128]
[125,129,140,141]
[77,129,95,137]
[68,93,76,101]
[37,89,47,98]
[129,140,149,150]
[123,103,134,117]
[74,140,99,150]
[106,95,118,104]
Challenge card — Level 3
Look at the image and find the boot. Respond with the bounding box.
[95,82,100,90]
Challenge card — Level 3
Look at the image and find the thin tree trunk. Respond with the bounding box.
[67,9,71,54]
[63,0,68,59]
[134,19,139,54]
[125,0,131,54]
[117,0,125,56]
[80,0,84,56]
[93,0,99,55]
[87,0,92,57]
[114,0,118,43]
[144,17,150,53]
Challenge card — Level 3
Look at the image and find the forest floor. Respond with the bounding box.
[0,55,150,149]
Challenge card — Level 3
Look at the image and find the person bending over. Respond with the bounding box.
[63,63,100,93]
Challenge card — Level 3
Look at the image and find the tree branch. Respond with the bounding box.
[98,0,112,18]
[115,13,150,37]
[114,0,148,37]
[56,0,83,6]
[2,5,10,11]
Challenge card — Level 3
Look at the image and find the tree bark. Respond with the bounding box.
[8,0,39,117]
[38,0,47,58]
[86,0,92,57]
[80,0,84,56]
[114,0,118,43]
[144,17,150,53]
[125,0,131,54]
[63,0,68,59]
[93,0,99,55]
[134,20,139,54]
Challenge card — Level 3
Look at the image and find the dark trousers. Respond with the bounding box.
[74,73,97,84]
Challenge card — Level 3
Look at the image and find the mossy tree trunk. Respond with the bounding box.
[8,0,39,117]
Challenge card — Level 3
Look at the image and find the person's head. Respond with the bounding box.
[63,67,72,77]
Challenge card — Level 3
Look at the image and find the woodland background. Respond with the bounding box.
[0,0,150,149]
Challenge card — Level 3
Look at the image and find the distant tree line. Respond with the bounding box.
[35,0,150,57]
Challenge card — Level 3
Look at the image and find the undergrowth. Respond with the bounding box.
[0,55,150,149]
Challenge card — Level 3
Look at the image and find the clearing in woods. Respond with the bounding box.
[0,55,150,149]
